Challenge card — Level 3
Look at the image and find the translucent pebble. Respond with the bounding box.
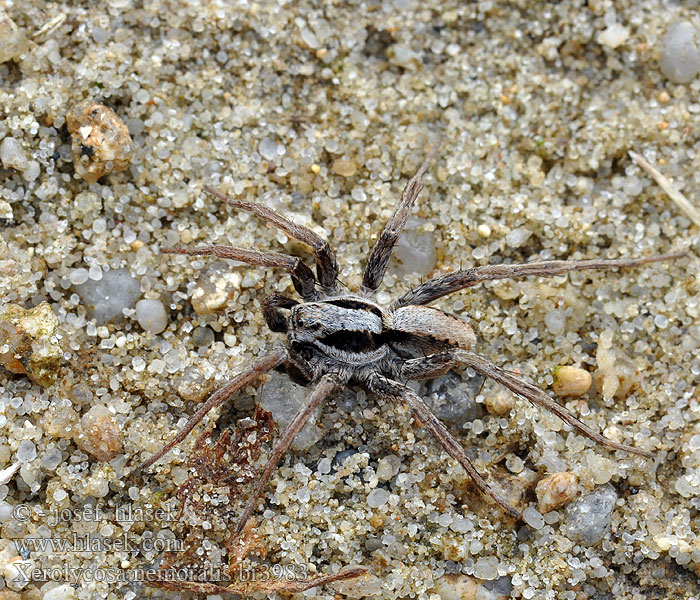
[260,372,322,450]
[258,137,278,160]
[88,264,103,281]
[296,487,310,503]
[74,268,140,324]
[660,21,700,84]
[505,227,531,248]
[23,160,40,182]
[135,299,168,334]
[316,457,332,475]
[597,24,630,48]
[69,268,89,285]
[565,484,617,545]
[0,500,13,522]
[0,137,28,171]
[0,10,28,63]
[93,218,107,234]
[191,326,214,347]
[523,506,545,529]
[367,488,390,508]
[132,356,146,372]
[41,448,63,470]
[390,218,436,278]
[17,440,36,462]
[472,555,499,580]
[544,309,566,335]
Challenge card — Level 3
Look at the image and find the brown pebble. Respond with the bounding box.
[552,365,592,397]
[66,101,134,183]
[536,472,579,513]
[332,158,357,177]
[73,405,123,461]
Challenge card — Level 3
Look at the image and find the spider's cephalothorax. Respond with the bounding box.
[143,140,683,532]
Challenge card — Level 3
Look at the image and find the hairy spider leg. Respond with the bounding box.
[162,245,317,301]
[140,348,289,471]
[401,349,653,458]
[392,253,686,309]
[234,373,345,535]
[204,186,339,293]
[366,373,521,518]
[361,138,441,294]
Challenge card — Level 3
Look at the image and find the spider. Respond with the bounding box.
[142,140,683,531]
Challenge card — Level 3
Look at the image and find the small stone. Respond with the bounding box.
[73,405,123,461]
[597,24,630,49]
[424,371,485,427]
[477,223,491,238]
[191,261,241,315]
[367,488,389,508]
[565,484,617,546]
[16,440,36,463]
[544,309,566,335]
[43,585,77,600]
[0,138,28,172]
[484,390,514,416]
[172,365,215,403]
[536,472,579,513]
[0,302,64,387]
[260,372,322,451]
[135,299,168,334]
[389,217,436,278]
[66,101,134,183]
[522,506,545,529]
[593,344,640,400]
[0,546,34,591]
[0,10,28,63]
[258,137,280,160]
[660,21,700,84]
[0,590,21,600]
[74,268,140,324]
[331,572,382,598]
[505,227,531,249]
[435,573,511,600]
[472,556,499,580]
[191,326,215,347]
[552,366,592,397]
[332,158,357,177]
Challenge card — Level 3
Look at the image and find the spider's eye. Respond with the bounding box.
[297,318,305,327]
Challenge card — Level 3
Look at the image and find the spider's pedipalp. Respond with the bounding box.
[234,372,346,535]
[203,186,339,293]
[366,373,521,519]
[361,138,441,294]
[139,348,289,472]
[162,245,317,300]
[262,294,298,332]
[392,252,686,309]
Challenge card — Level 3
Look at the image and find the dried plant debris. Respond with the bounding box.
[629,150,700,227]
[149,406,366,593]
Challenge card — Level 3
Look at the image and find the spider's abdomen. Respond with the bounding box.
[386,305,476,356]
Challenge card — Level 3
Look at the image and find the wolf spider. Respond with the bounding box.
[143,140,682,529]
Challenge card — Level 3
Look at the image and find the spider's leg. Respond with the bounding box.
[425,349,653,458]
[203,186,339,293]
[163,245,317,300]
[392,253,685,309]
[361,138,441,294]
[139,348,288,472]
[366,373,520,519]
[234,373,345,535]
[261,294,298,332]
